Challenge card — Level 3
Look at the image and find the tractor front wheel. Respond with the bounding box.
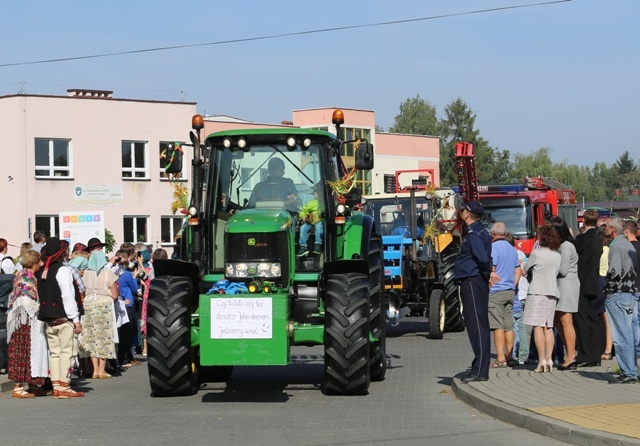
[442,245,465,332]
[323,273,371,395]
[427,288,445,340]
[147,276,198,397]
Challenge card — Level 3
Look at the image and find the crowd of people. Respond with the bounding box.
[456,204,639,384]
[1,233,168,399]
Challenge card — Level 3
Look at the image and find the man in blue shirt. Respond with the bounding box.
[488,222,521,368]
[454,201,493,383]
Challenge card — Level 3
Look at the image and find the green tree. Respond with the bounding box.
[614,151,636,175]
[375,124,385,133]
[389,95,439,136]
[439,98,504,186]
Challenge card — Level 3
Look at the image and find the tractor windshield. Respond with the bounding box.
[213,144,324,213]
[364,196,429,238]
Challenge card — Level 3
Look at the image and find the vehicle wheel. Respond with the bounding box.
[323,273,371,395]
[427,288,445,340]
[442,245,465,332]
[368,234,386,382]
[147,276,198,397]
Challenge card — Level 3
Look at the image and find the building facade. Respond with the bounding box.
[0,94,439,256]
[0,90,196,253]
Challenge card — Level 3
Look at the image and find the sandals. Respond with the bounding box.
[12,388,36,399]
[601,352,612,360]
[492,359,508,368]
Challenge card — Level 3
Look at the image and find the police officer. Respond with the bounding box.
[454,200,493,383]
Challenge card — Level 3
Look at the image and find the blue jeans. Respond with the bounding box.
[605,292,638,378]
[633,293,640,356]
[514,302,529,362]
[299,222,323,248]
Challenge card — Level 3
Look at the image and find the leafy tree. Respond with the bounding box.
[439,98,502,185]
[375,124,385,133]
[389,95,439,136]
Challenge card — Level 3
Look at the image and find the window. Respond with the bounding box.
[35,138,72,178]
[122,141,148,179]
[159,141,186,180]
[161,216,184,244]
[35,215,59,239]
[240,167,254,191]
[124,216,148,243]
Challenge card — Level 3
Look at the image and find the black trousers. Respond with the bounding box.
[117,306,136,365]
[460,276,491,378]
[574,293,604,363]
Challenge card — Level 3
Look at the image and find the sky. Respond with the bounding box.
[1,0,638,168]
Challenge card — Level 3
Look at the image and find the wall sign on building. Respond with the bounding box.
[74,185,123,205]
[59,211,105,248]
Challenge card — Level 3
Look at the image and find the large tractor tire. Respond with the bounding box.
[442,245,465,332]
[147,276,198,397]
[368,234,386,382]
[323,273,371,395]
[427,288,445,340]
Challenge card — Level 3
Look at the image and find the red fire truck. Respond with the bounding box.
[476,176,578,255]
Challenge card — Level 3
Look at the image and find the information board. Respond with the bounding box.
[210,297,272,339]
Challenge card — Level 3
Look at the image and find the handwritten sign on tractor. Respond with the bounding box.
[210,298,273,339]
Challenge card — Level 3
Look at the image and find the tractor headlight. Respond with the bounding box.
[225,261,282,278]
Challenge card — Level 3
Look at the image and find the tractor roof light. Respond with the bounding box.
[222,137,232,148]
[237,137,247,149]
[302,137,312,148]
[332,109,344,126]
[286,136,297,149]
[192,114,204,130]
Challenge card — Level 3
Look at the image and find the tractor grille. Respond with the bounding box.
[225,232,290,284]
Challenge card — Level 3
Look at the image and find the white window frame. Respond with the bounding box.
[34,138,73,178]
[122,140,149,179]
[159,141,187,181]
[123,216,149,243]
[160,215,184,245]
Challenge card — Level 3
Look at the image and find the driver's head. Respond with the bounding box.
[268,158,285,177]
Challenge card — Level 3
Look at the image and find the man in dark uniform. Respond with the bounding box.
[454,201,493,383]
[574,209,604,366]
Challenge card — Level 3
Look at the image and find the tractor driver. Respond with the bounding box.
[248,157,299,211]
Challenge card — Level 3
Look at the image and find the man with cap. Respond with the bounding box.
[454,200,493,383]
[247,157,298,211]
[37,237,84,398]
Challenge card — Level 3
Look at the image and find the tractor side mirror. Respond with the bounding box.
[355,143,374,170]
[164,144,184,174]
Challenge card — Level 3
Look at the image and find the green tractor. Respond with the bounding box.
[147,110,386,396]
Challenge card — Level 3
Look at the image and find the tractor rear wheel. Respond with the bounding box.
[427,288,445,340]
[442,245,465,332]
[147,276,198,397]
[368,234,387,382]
[323,273,371,395]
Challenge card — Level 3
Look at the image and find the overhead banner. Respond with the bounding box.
[74,185,123,205]
[59,211,105,248]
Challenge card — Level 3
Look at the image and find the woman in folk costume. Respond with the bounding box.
[7,250,50,398]
[78,238,119,379]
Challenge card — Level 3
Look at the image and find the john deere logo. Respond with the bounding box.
[75,187,82,196]
[247,238,255,246]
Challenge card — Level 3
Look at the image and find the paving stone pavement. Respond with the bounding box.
[452,357,640,445]
[0,319,634,445]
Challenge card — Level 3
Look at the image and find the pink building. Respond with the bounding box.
[0,94,439,256]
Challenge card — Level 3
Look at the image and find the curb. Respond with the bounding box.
[451,378,640,446]
[0,377,15,394]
